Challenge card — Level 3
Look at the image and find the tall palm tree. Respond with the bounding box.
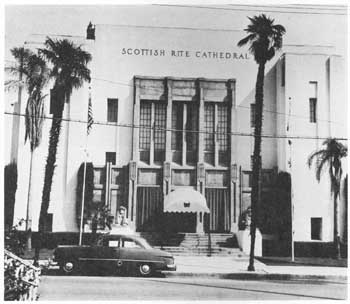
[308,138,347,259]
[7,47,49,250]
[34,38,91,262]
[238,14,285,271]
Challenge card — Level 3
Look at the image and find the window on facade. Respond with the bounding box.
[309,98,317,123]
[154,103,166,162]
[172,102,183,151]
[309,82,317,123]
[250,104,256,128]
[107,98,118,122]
[217,104,229,165]
[171,101,198,165]
[204,103,215,165]
[186,103,198,164]
[311,217,322,240]
[139,101,166,164]
[106,152,116,165]
[139,102,152,162]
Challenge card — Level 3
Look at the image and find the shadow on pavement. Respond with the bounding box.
[42,267,166,278]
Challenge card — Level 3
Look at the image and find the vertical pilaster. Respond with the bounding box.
[228,79,237,232]
[132,77,140,161]
[128,161,137,230]
[214,103,219,167]
[165,78,173,162]
[197,79,204,163]
[150,103,155,166]
[182,104,187,166]
[163,162,171,196]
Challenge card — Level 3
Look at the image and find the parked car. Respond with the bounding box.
[51,233,176,277]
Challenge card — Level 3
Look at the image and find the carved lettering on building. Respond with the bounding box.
[121,48,250,60]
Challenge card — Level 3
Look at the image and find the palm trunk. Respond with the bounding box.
[34,92,64,265]
[248,62,265,271]
[334,187,341,259]
[26,151,34,251]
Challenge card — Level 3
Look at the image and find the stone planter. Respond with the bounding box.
[237,228,262,257]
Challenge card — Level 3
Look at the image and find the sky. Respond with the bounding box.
[4,2,348,61]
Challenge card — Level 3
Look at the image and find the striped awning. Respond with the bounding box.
[164,188,210,213]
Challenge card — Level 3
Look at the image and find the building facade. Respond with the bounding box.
[5,5,347,251]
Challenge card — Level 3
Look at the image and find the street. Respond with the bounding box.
[38,274,347,301]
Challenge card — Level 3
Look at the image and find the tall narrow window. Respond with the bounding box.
[309,82,317,123]
[139,102,151,163]
[172,102,183,151]
[107,98,118,122]
[139,101,167,164]
[309,98,317,123]
[154,103,166,162]
[217,104,229,165]
[250,104,256,128]
[281,56,285,87]
[186,103,198,164]
[204,103,215,165]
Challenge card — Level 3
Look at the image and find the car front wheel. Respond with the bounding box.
[61,260,79,275]
[138,263,153,277]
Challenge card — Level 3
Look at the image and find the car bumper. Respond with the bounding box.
[165,264,176,271]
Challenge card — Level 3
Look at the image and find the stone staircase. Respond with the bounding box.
[140,232,243,256]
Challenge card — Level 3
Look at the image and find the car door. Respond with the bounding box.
[89,235,121,273]
[119,237,145,267]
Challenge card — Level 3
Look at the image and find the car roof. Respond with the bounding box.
[102,234,143,241]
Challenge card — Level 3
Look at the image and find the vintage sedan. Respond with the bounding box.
[52,234,176,277]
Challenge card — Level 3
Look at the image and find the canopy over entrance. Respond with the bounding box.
[164,188,210,213]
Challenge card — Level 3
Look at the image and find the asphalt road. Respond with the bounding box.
[38,275,347,301]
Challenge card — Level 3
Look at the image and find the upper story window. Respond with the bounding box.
[171,101,198,165]
[217,104,229,165]
[139,101,166,164]
[105,152,116,165]
[204,102,229,166]
[309,82,317,123]
[204,103,215,165]
[107,98,118,122]
[281,56,285,87]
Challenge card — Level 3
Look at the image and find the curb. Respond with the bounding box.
[164,272,347,283]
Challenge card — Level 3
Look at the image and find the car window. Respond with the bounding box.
[121,238,142,249]
[108,240,120,247]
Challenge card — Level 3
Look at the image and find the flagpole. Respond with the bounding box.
[79,85,92,246]
[79,142,88,246]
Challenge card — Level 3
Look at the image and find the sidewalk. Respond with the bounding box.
[165,255,348,282]
[21,248,347,282]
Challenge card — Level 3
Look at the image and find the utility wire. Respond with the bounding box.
[91,77,345,126]
[154,4,347,16]
[4,111,347,141]
[4,72,345,126]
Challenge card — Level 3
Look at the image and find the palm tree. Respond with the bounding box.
[7,47,49,250]
[238,14,285,271]
[34,38,91,262]
[308,138,347,259]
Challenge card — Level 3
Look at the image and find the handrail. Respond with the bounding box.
[4,249,41,301]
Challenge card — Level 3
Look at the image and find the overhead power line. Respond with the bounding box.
[90,77,345,126]
[154,4,347,16]
[4,111,347,142]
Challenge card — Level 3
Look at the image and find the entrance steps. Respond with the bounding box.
[140,232,242,256]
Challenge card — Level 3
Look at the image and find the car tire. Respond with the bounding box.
[61,260,79,275]
[138,263,153,277]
